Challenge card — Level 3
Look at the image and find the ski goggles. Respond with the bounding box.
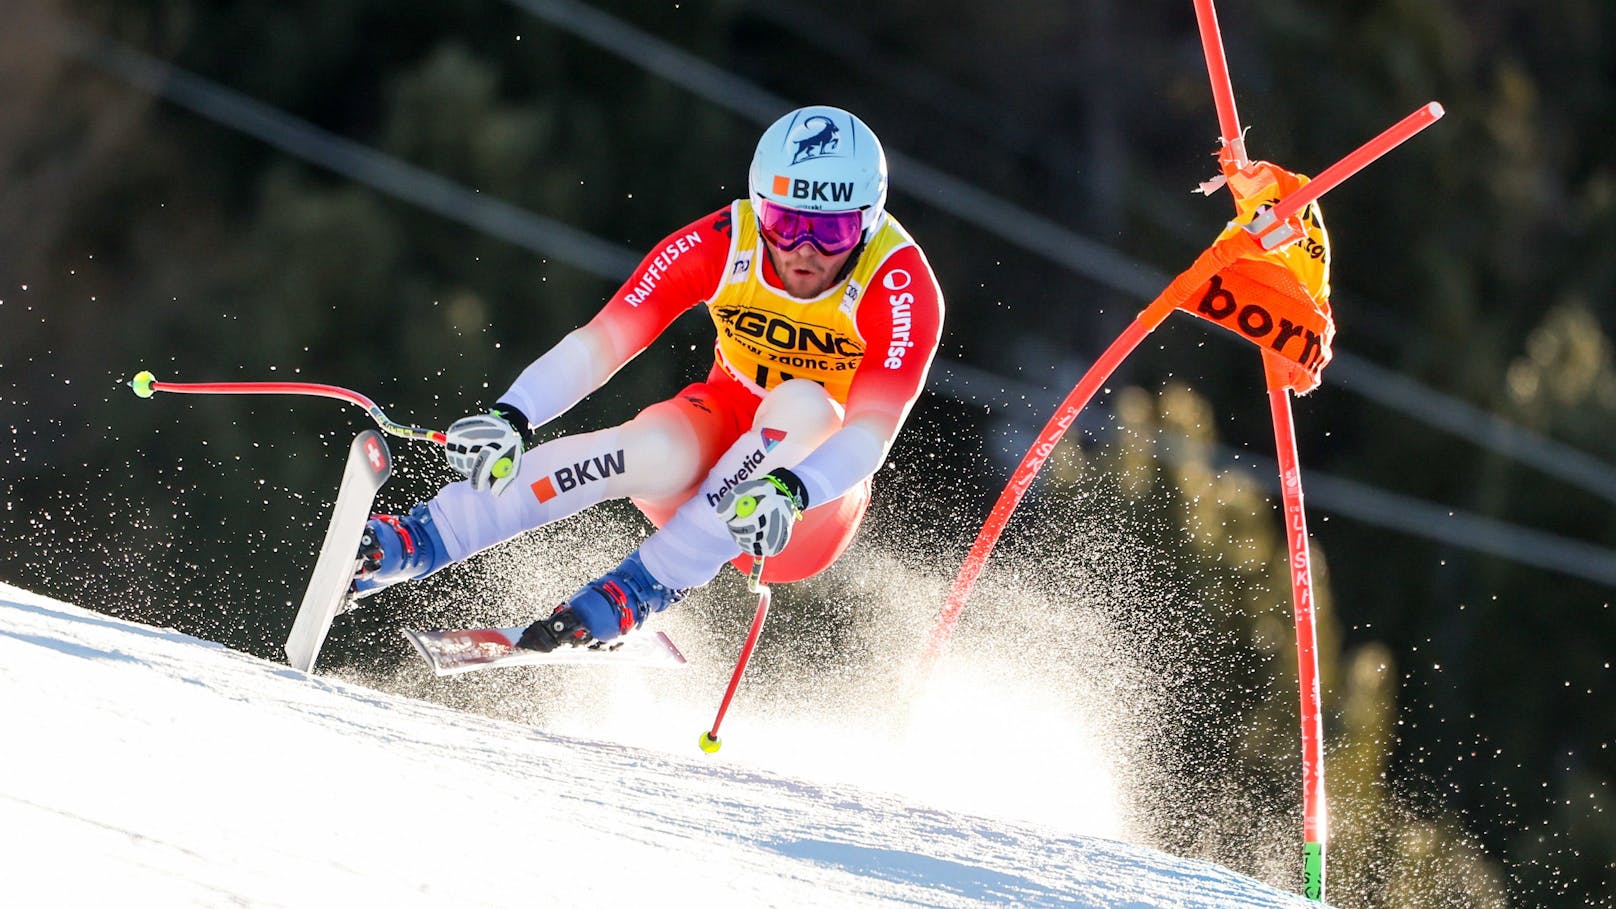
[756,199,864,256]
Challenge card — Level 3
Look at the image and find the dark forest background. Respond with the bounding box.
[2,1,1612,906]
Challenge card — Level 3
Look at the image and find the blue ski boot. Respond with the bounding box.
[517,551,686,651]
[352,503,450,597]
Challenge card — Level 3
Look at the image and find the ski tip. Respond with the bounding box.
[130,370,157,398]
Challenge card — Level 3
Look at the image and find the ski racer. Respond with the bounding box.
[353,105,945,651]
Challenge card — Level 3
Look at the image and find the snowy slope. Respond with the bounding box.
[0,582,1320,908]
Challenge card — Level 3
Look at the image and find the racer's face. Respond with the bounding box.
[764,240,854,299]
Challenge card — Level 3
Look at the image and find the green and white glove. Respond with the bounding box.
[444,404,532,495]
[717,469,808,557]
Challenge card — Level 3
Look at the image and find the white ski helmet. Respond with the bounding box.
[748,105,888,242]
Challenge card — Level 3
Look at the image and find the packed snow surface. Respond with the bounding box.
[0,582,1318,907]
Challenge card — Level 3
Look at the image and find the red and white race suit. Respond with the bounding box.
[428,201,944,587]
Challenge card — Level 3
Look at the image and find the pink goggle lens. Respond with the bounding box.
[757,200,864,255]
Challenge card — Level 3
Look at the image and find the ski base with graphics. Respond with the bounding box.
[285,430,393,672]
[403,625,688,675]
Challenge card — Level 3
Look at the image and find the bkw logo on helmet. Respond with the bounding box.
[770,175,855,204]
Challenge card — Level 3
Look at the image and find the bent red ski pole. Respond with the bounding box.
[699,556,770,754]
[128,370,447,446]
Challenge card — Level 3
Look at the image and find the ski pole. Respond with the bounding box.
[698,556,770,754]
[128,370,448,446]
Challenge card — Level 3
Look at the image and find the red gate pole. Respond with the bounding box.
[1193,0,1249,170]
[1265,354,1329,900]
[1193,0,1330,892]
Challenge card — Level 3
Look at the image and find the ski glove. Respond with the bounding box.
[716,468,808,557]
[444,404,533,495]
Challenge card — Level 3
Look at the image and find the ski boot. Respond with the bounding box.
[351,503,450,599]
[516,551,686,652]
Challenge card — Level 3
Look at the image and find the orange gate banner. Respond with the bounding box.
[1178,161,1336,394]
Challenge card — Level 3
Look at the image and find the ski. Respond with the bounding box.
[402,625,688,675]
[285,430,393,672]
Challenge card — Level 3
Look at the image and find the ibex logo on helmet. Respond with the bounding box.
[789,115,841,164]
